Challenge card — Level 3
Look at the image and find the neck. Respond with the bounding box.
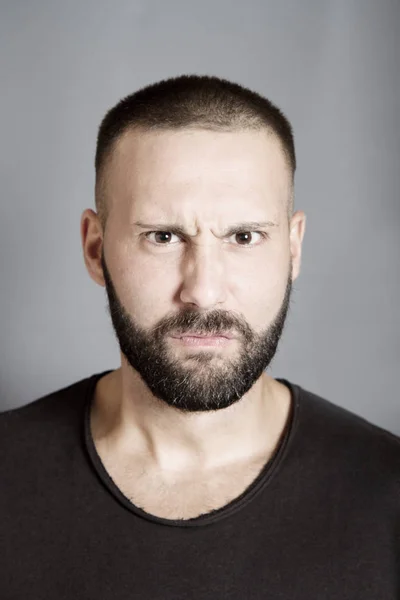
[90,360,291,475]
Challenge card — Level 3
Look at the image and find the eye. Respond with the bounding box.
[145,231,181,245]
[228,231,266,246]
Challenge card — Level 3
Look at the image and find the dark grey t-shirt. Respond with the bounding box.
[1,370,399,599]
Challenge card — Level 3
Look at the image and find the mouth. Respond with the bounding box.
[171,333,235,340]
[169,332,236,348]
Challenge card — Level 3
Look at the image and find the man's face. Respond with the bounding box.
[100,128,296,412]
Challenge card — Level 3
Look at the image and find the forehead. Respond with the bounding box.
[105,128,290,217]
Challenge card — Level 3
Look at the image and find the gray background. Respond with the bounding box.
[0,0,399,434]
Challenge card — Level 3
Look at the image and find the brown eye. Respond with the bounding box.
[146,231,180,245]
[235,232,252,245]
[231,231,265,246]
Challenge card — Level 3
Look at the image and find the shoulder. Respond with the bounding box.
[0,373,97,450]
[0,374,104,512]
[292,382,400,497]
[297,382,400,447]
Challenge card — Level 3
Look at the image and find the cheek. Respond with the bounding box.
[116,253,178,323]
[235,270,283,318]
[234,244,287,287]
[232,249,289,316]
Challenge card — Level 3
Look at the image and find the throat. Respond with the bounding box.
[99,453,272,520]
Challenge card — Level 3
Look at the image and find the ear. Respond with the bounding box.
[80,209,105,287]
[289,210,306,282]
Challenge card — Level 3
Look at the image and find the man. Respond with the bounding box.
[1,75,399,599]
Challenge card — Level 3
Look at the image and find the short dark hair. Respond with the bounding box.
[95,74,296,227]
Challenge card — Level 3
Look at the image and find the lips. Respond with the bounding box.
[172,333,234,339]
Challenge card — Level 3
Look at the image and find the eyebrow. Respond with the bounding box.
[133,220,278,238]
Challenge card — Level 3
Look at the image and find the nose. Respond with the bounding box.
[179,243,227,309]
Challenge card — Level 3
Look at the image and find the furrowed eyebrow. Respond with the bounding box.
[133,221,278,238]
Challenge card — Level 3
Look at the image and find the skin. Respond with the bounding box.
[81,127,306,493]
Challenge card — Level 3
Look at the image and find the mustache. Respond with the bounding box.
[152,309,249,340]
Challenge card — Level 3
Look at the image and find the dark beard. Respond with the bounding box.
[101,250,292,413]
